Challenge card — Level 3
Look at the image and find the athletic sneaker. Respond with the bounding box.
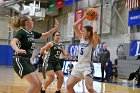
[41,88,45,93]
[136,83,140,86]
[55,90,61,93]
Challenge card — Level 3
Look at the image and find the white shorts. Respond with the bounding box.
[71,62,94,79]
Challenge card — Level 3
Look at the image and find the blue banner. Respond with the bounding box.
[68,44,79,56]
[64,0,73,6]
[130,40,140,56]
[75,0,81,2]
[128,9,140,26]
[0,45,14,66]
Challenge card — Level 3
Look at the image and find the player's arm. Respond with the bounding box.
[40,42,53,54]
[40,19,59,38]
[61,48,69,58]
[73,16,86,39]
[10,38,26,54]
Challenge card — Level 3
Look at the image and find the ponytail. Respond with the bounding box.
[9,16,21,31]
[9,15,29,31]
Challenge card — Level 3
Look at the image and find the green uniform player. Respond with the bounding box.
[13,29,42,78]
[46,41,62,71]
[10,15,59,93]
[40,32,69,93]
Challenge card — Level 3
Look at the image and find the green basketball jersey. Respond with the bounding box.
[14,29,42,58]
[48,41,62,62]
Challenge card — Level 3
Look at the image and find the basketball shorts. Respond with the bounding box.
[46,61,62,72]
[71,62,94,79]
[13,56,35,78]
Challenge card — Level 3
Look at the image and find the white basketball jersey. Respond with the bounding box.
[78,39,93,63]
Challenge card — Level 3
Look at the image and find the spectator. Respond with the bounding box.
[33,56,39,70]
[100,42,110,82]
[128,66,140,86]
[38,53,45,72]
[66,61,74,75]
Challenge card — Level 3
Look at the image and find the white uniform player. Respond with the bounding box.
[71,39,94,79]
[66,15,100,93]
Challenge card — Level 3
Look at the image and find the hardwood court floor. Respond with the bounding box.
[0,65,140,93]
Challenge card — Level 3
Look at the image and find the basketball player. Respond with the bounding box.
[40,32,69,93]
[10,15,59,93]
[66,15,100,93]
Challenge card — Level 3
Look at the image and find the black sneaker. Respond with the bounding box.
[99,79,104,82]
[136,83,140,86]
[41,88,45,93]
[55,90,61,93]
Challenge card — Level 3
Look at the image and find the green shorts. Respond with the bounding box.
[13,56,35,78]
[46,61,61,72]
[58,59,64,70]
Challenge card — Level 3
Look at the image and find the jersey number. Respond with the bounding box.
[55,51,61,58]
[80,48,84,55]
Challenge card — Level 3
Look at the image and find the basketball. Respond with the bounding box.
[86,8,98,21]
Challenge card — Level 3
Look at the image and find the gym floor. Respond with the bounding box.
[0,66,140,93]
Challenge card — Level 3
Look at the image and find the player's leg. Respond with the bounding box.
[66,75,81,93]
[44,70,55,89]
[85,76,96,93]
[54,61,64,93]
[67,63,83,93]
[13,57,41,93]
[44,62,55,89]
[55,70,64,92]
[84,63,96,93]
[24,72,42,93]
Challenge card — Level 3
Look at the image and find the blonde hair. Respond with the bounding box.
[9,15,30,31]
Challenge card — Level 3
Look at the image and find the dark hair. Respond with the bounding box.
[52,31,61,40]
[84,26,93,36]
[9,15,30,30]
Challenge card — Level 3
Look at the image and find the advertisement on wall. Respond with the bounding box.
[130,40,140,56]
[68,44,79,61]
[128,9,140,26]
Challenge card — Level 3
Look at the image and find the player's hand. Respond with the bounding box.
[94,12,99,21]
[82,15,86,20]
[16,49,26,54]
[106,63,108,66]
[40,48,44,55]
[54,19,59,29]
[65,53,69,56]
